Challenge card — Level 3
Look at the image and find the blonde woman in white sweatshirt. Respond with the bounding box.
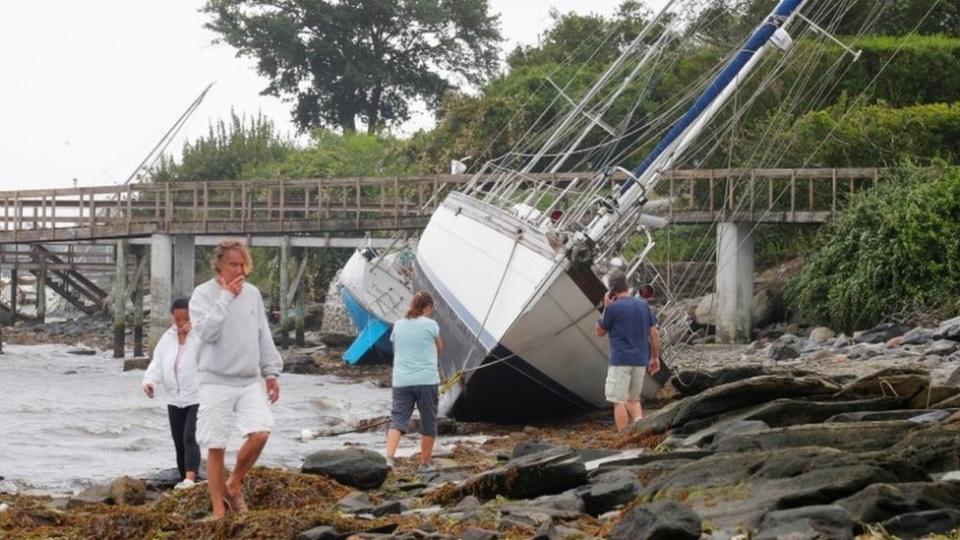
[143,297,201,490]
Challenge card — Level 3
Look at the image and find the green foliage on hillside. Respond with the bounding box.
[788,165,960,331]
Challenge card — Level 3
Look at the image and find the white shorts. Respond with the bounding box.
[197,381,274,449]
[605,365,646,403]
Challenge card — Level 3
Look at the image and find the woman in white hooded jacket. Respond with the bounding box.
[143,298,201,490]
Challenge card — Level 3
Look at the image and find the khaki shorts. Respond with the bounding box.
[605,365,646,403]
[197,381,274,449]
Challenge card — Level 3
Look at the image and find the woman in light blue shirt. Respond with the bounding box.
[385,291,444,470]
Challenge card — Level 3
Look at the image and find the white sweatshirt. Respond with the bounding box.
[143,327,200,408]
[189,278,283,386]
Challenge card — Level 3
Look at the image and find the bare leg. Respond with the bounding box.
[613,403,630,431]
[185,471,197,482]
[207,448,227,519]
[385,428,402,459]
[420,435,435,465]
[225,432,269,512]
[626,400,643,422]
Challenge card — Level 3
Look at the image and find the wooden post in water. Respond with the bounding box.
[113,240,127,358]
[36,258,47,325]
[279,236,290,349]
[9,268,17,326]
[294,247,306,347]
[132,245,146,357]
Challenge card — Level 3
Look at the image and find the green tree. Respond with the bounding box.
[203,0,503,134]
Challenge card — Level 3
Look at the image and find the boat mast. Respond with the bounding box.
[587,0,808,241]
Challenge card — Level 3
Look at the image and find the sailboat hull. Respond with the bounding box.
[415,193,669,422]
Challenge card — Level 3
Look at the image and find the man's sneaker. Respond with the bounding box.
[417,463,437,473]
[174,478,196,490]
[385,457,396,469]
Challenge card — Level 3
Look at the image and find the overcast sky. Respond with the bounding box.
[0,1,669,190]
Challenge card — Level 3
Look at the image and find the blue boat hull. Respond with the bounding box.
[340,286,393,364]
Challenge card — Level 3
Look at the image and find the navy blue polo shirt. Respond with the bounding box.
[599,296,657,366]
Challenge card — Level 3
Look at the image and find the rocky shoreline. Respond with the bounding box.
[2,319,960,539]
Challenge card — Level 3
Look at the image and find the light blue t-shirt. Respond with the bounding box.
[390,316,440,387]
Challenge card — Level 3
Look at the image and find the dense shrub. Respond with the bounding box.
[788,165,960,331]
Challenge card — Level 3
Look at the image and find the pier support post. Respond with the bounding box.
[172,235,196,300]
[279,237,290,349]
[715,222,754,343]
[294,247,306,347]
[113,240,127,358]
[149,234,173,352]
[36,261,47,325]
[132,245,146,357]
[8,269,17,326]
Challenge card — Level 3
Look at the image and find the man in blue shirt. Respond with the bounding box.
[595,271,661,431]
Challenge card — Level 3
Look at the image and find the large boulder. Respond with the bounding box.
[609,501,701,540]
[927,339,960,357]
[694,294,717,326]
[284,354,321,374]
[835,481,960,525]
[642,447,928,529]
[302,448,388,490]
[754,505,853,540]
[884,422,960,474]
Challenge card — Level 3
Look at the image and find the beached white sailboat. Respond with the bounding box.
[338,237,415,363]
[414,0,858,421]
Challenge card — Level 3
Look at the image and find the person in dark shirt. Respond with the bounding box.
[595,271,661,431]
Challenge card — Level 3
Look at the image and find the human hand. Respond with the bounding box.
[603,292,615,307]
[143,383,155,399]
[218,275,244,296]
[177,321,192,335]
[648,356,661,376]
[266,378,280,403]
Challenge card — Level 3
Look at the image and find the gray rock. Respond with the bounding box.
[836,481,960,524]
[297,526,339,540]
[0,480,19,495]
[642,447,927,529]
[927,339,960,356]
[461,527,498,540]
[371,499,407,517]
[755,505,853,540]
[671,366,811,397]
[284,354,320,374]
[629,375,840,435]
[881,509,960,539]
[834,367,929,400]
[908,410,953,424]
[827,409,934,423]
[580,469,641,516]
[708,420,922,454]
[833,334,852,348]
[853,323,908,344]
[109,476,146,506]
[934,316,960,341]
[454,495,482,510]
[122,358,149,371]
[810,327,836,343]
[527,489,585,513]
[609,501,701,540]
[511,440,559,460]
[337,491,374,514]
[941,470,960,481]
[67,348,97,355]
[453,446,587,501]
[531,520,561,540]
[67,483,113,509]
[769,342,801,361]
[901,327,935,346]
[886,422,960,473]
[302,448,388,490]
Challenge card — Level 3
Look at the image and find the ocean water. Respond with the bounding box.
[0,344,449,495]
